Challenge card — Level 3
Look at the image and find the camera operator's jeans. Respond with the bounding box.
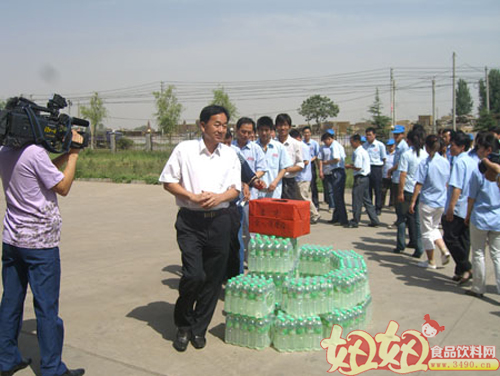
[0,243,67,376]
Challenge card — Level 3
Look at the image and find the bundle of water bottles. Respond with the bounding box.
[247,234,297,273]
[224,236,372,352]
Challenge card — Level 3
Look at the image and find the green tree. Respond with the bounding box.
[210,86,237,121]
[153,85,183,143]
[80,92,108,149]
[0,99,5,110]
[298,94,339,133]
[368,88,391,138]
[479,69,500,114]
[456,78,473,116]
[475,108,497,131]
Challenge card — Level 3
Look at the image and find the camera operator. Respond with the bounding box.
[0,130,85,376]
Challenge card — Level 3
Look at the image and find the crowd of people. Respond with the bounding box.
[1,103,499,365]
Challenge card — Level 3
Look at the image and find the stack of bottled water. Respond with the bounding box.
[248,235,296,273]
[247,271,294,310]
[272,311,323,352]
[325,269,370,309]
[225,314,273,350]
[224,274,276,319]
[281,276,335,317]
[298,245,334,276]
[320,296,372,336]
[331,249,367,270]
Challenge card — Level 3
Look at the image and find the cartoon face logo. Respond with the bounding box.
[422,314,445,338]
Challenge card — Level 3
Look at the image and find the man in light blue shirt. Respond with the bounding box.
[345,134,380,228]
[364,127,387,215]
[255,116,292,199]
[442,131,476,283]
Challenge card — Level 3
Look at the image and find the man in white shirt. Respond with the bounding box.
[159,105,241,352]
[302,125,320,209]
[275,113,304,200]
[364,127,387,215]
[346,134,381,228]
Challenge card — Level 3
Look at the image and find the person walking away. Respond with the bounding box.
[409,135,451,268]
[464,132,500,298]
[381,139,396,209]
[442,131,476,284]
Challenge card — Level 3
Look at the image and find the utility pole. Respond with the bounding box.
[390,68,395,127]
[432,78,436,134]
[452,52,456,131]
[485,66,490,112]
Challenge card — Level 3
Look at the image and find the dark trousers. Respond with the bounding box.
[0,244,67,376]
[442,215,471,276]
[351,175,380,225]
[369,165,383,213]
[395,191,423,255]
[391,183,399,211]
[282,178,301,200]
[310,160,319,208]
[381,178,394,207]
[226,203,242,279]
[323,174,335,210]
[331,169,348,224]
[174,208,230,336]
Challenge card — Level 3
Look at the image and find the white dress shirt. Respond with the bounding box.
[159,138,241,210]
[281,135,304,178]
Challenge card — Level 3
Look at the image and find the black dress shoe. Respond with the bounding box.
[368,222,380,228]
[173,329,191,352]
[191,335,206,349]
[60,369,85,376]
[392,248,404,254]
[406,243,418,249]
[1,358,32,376]
[411,252,423,258]
[451,274,462,281]
[344,222,358,228]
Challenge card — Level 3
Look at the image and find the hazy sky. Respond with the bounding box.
[1,0,499,128]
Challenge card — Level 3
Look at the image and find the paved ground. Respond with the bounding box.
[0,181,499,376]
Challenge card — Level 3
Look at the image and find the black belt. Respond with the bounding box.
[354,175,369,180]
[179,207,229,219]
[370,165,383,168]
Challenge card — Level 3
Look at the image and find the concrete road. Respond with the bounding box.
[0,181,499,376]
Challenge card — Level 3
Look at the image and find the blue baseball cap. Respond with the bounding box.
[327,128,335,135]
[392,125,405,134]
[361,136,367,142]
[386,139,395,146]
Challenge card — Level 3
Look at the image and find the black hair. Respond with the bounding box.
[407,129,424,157]
[302,125,312,133]
[199,105,230,124]
[236,117,256,132]
[476,132,499,153]
[289,128,301,139]
[489,126,500,134]
[451,131,471,151]
[224,129,232,140]
[425,134,441,154]
[350,134,361,143]
[412,123,426,139]
[442,128,456,138]
[257,116,274,130]
[321,132,333,141]
[365,127,376,135]
[275,113,292,127]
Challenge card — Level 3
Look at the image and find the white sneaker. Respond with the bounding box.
[417,260,437,269]
[441,253,451,266]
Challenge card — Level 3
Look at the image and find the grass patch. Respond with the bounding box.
[73,149,174,184]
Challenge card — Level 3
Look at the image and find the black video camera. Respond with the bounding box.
[0,94,90,153]
[478,152,500,174]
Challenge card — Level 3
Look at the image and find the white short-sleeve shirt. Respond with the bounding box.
[159,138,241,210]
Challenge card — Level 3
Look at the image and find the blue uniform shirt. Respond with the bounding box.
[417,153,450,208]
[363,139,387,166]
[445,151,477,219]
[296,143,312,182]
[255,139,292,199]
[303,139,319,160]
[331,140,346,169]
[392,139,409,184]
[469,168,500,232]
[398,147,428,193]
[353,146,371,176]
